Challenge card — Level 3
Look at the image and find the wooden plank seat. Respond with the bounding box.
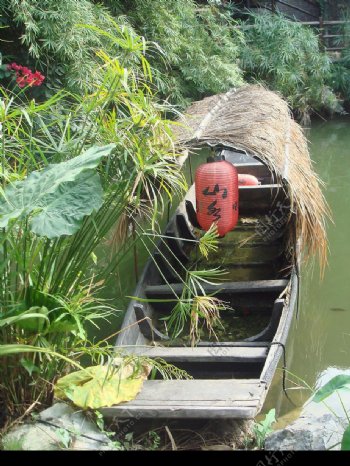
[145,279,289,298]
[100,378,266,419]
[126,345,268,363]
[239,184,288,215]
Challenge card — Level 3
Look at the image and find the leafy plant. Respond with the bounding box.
[54,360,151,410]
[253,408,276,449]
[239,12,340,123]
[0,144,114,236]
[198,223,219,259]
[133,222,228,346]
[0,0,128,94]
[160,267,229,345]
[342,425,350,451]
[56,428,72,449]
[54,354,190,410]
[146,431,161,451]
[327,8,350,108]
[102,0,244,107]
[0,22,187,422]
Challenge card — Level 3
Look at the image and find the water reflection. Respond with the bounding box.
[264,117,350,419]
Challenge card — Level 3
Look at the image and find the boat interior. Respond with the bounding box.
[117,149,295,382]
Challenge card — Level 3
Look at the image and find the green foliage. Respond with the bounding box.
[253,408,276,449]
[1,0,126,93]
[198,223,219,259]
[104,0,244,107]
[329,62,350,103]
[146,431,161,450]
[0,145,114,237]
[312,375,350,403]
[0,0,243,104]
[341,425,350,451]
[162,267,228,345]
[328,10,350,106]
[312,374,350,451]
[0,23,186,418]
[56,428,72,449]
[240,12,340,123]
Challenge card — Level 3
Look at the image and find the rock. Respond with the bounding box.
[2,402,119,451]
[265,413,344,450]
[265,368,350,451]
[2,423,62,451]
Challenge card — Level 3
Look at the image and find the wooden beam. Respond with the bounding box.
[145,279,289,298]
[239,184,287,215]
[128,345,268,363]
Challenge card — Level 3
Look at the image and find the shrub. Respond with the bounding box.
[108,0,244,107]
[327,9,350,108]
[239,12,340,124]
[0,0,131,94]
[0,0,243,106]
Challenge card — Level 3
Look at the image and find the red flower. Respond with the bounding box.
[7,62,45,88]
[16,77,26,88]
[7,63,20,71]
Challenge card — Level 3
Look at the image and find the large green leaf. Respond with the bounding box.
[313,375,350,403]
[30,171,103,237]
[341,425,350,451]
[54,362,150,410]
[0,144,114,237]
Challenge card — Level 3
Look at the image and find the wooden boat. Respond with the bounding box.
[102,147,299,420]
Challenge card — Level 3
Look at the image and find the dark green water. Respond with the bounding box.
[263,116,350,419]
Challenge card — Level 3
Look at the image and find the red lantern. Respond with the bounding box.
[195,159,239,236]
[238,174,260,186]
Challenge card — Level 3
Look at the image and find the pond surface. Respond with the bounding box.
[263,116,350,420]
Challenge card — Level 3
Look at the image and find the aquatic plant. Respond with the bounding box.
[132,219,229,346]
[253,409,276,449]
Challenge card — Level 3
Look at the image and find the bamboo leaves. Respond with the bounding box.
[0,144,115,237]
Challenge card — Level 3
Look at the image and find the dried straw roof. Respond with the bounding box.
[174,85,330,271]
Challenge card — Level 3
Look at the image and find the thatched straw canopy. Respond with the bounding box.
[174,85,330,271]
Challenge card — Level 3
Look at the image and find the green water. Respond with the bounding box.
[264,116,350,418]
